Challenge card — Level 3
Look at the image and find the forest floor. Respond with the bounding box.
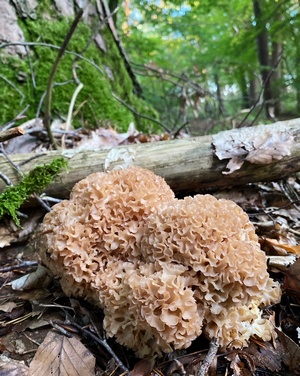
[0,122,300,376]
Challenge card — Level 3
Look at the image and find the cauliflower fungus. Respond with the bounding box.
[38,166,281,357]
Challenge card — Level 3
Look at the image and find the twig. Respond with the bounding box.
[18,153,47,167]
[0,127,25,142]
[132,62,212,97]
[50,321,73,338]
[70,321,129,373]
[100,0,143,97]
[0,42,104,76]
[0,261,38,273]
[0,74,25,105]
[0,143,23,175]
[173,121,189,138]
[61,82,84,149]
[33,193,51,212]
[0,172,13,186]
[112,92,171,133]
[1,105,30,132]
[38,195,61,204]
[66,83,84,131]
[25,45,36,89]
[43,9,84,149]
[238,53,283,127]
[36,81,73,121]
[197,337,219,376]
[278,180,300,211]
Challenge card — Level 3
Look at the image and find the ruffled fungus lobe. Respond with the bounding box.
[40,166,175,299]
[140,195,281,348]
[39,166,281,357]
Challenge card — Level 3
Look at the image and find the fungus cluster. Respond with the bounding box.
[39,166,281,357]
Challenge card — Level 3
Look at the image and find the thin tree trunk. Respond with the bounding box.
[249,74,259,107]
[270,39,283,117]
[237,70,250,109]
[214,73,224,116]
[252,0,273,118]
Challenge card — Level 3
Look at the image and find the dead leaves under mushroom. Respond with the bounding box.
[36,166,281,358]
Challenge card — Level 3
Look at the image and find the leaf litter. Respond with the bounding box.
[28,331,95,376]
[213,124,294,174]
[0,119,300,375]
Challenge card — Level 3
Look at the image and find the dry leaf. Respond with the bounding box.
[264,238,300,255]
[104,147,136,170]
[275,328,300,375]
[129,357,155,376]
[267,255,296,271]
[228,353,254,376]
[28,331,95,376]
[76,128,122,150]
[0,225,15,248]
[283,258,300,299]
[0,211,44,248]
[213,123,294,174]
[221,157,244,174]
[0,302,18,313]
[11,265,52,291]
[0,355,29,376]
[245,131,293,164]
[76,123,138,151]
[243,341,283,372]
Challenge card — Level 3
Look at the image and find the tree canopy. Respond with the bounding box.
[117,0,300,133]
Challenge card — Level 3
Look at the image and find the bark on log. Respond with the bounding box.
[1,119,300,198]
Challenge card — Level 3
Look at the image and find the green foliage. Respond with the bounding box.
[0,157,67,226]
[0,10,159,133]
[119,0,300,132]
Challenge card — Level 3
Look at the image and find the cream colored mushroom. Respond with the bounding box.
[38,167,281,357]
[140,194,281,348]
[39,166,175,298]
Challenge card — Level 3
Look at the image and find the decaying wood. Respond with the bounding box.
[0,119,300,198]
[0,126,25,142]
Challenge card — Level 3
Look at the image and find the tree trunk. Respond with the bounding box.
[214,73,224,116]
[1,119,299,198]
[249,74,259,107]
[252,0,273,118]
[237,70,250,109]
[270,39,283,117]
[269,8,283,118]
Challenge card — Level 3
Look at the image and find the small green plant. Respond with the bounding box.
[0,157,67,225]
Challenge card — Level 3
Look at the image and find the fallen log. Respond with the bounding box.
[0,118,300,198]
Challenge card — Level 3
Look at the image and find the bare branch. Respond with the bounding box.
[197,337,219,376]
[43,8,84,149]
[112,92,171,133]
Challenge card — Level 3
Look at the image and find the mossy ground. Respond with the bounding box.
[0,8,159,132]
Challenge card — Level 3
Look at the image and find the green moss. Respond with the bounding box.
[0,157,67,226]
[0,10,159,132]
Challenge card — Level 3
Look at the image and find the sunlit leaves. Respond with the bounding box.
[118,0,300,127]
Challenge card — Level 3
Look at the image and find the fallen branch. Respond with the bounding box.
[198,337,219,376]
[0,126,25,142]
[0,119,300,198]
